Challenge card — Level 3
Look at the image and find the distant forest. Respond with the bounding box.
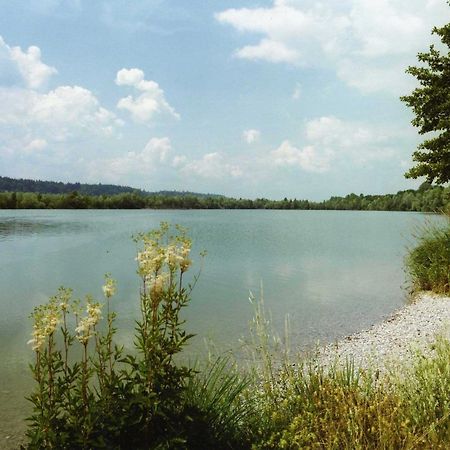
[0,176,448,212]
[0,176,218,198]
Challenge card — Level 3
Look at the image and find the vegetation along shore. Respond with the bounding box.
[0,175,448,211]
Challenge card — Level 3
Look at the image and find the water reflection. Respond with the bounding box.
[0,218,88,240]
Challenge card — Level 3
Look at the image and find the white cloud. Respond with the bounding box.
[181,152,243,179]
[235,39,300,64]
[270,116,397,173]
[243,128,260,144]
[116,67,180,123]
[115,67,145,87]
[24,138,48,152]
[90,137,172,179]
[172,155,187,168]
[0,35,122,167]
[216,0,450,94]
[0,36,57,88]
[272,141,330,173]
[0,85,121,141]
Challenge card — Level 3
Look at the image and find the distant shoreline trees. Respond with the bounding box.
[0,182,448,212]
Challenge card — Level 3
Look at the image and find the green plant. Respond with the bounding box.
[406,216,450,293]
[182,356,254,449]
[25,223,201,449]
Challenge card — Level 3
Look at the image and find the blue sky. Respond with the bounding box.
[0,0,449,200]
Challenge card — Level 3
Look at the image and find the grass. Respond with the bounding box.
[240,290,450,449]
[406,214,450,293]
[248,336,450,449]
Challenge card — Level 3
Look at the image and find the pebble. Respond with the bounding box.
[318,292,450,373]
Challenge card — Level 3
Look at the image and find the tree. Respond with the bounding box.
[401,10,450,184]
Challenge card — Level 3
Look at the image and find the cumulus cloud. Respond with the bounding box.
[172,154,187,168]
[0,85,122,141]
[115,67,180,123]
[181,152,243,179]
[272,141,330,173]
[243,129,260,144]
[0,36,57,88]
[270,116,396,173]
[216,0,450,94]
[0,35,121,165]
[93,137,172,178]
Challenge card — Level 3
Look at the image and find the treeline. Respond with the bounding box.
[0,176,218,198]
[0,176,145,196]
[0,182,449,211]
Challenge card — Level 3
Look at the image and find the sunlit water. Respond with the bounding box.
[0,209,443,443]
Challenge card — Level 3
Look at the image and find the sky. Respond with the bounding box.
[0,0,449,200]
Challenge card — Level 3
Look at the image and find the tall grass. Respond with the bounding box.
[406,214,450,293]
[250,344,450,449]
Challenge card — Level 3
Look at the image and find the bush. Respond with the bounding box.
[406,216,450,293]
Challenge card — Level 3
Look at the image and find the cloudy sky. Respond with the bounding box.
[0,0,449,200]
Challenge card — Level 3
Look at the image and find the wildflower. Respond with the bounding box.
[150,272,169,298]
[165,245,181,271]
[27,305,60,351]
[76,317,94,344]
[57,287,72,312]
[76,301,103,344]
[27,329,46,351]
[102,276,117,299]
[136,246,165,277]
[87,302,103,325]
[179,242,192,273]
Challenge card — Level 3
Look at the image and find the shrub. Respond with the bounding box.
[24,223,238,449]
[406,216,450,293]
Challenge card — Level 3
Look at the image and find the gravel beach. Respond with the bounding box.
[318,292,450,372]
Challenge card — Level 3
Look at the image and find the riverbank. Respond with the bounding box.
[318,291,450,373]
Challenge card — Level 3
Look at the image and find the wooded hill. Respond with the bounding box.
[0,176,218,198]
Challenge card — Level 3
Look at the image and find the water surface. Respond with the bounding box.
[0,209,442,443]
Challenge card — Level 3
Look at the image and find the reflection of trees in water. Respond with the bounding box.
[0,219,86,240]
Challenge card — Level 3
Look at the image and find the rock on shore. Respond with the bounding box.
[319,292,450,372]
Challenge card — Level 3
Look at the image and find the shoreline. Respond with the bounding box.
[318,291,450,372]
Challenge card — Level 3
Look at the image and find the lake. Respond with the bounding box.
[0,209,443,443]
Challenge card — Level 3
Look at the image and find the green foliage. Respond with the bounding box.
[247,298,450,450]
[2,183,450,211]
[406,215,450,293]
[25,223,249,449]
[0,175,146,196]
[182,357,254,449]
[401,2,450,183]
[251,347,450,450]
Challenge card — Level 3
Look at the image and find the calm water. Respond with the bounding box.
[0,209,443,442]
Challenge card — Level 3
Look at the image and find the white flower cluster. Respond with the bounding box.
[75,302,103,344]
[27,304,61,351]
[136,239,192,279]
[149,272,169,298]
[102,276,117,299]
[136,245,166,278]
